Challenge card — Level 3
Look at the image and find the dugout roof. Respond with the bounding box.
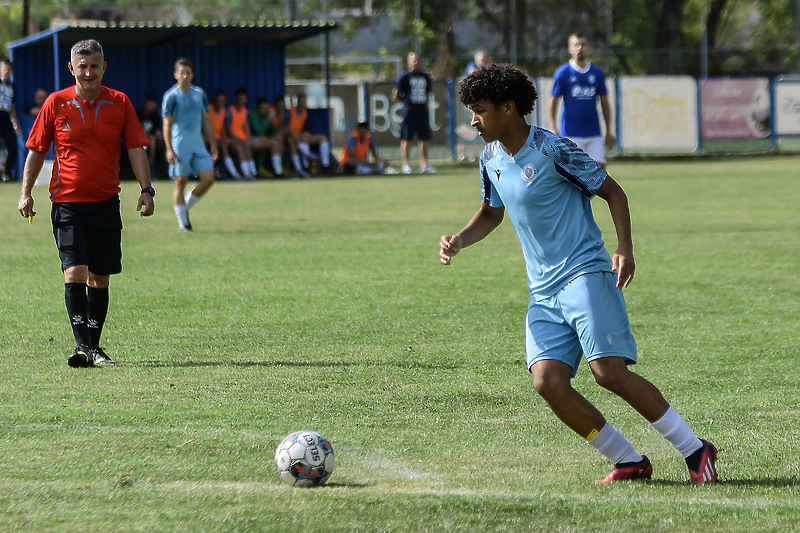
[7,20,336,120]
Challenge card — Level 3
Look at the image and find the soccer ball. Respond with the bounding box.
[274,430,335,487]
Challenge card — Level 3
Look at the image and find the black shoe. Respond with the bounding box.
[179,215,194,232]
[90,347,116,366]
[68,346,93,368]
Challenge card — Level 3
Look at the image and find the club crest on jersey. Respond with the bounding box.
[588,74,596,84]
[521,163,536,182]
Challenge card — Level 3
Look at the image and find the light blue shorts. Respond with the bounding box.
[526,272,637,376]
[170,149,214,178]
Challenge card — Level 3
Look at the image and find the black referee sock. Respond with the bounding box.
[64,283,90,348]
[87,286,109,350]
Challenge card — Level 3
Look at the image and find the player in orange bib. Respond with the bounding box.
[339,121,390,175]
[209,89,242,180]
[226,88,257,179]
[289,93,332,172]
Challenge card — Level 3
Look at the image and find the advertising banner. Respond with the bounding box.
[619,76,698,153]
[775,79,800,135]
[700,78,771,139]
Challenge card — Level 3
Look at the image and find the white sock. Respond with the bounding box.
[271,154,283,175]
[185,193,200,210]
[319,141,330,166]
[292,154,304,171]
[246,160,257,176]
[588,422,643,465]
[651,405,703,458]
[224,157,241,179]
[298,142,312,158]
[173,204,189,228]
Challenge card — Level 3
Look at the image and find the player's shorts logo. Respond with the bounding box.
[521,163,536,182]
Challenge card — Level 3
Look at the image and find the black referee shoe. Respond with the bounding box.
[90,347,116,366]
[67,346,93,368]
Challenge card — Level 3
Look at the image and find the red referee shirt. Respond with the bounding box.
[26,85,150,203]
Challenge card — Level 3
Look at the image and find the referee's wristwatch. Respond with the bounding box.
[141,186,156,197]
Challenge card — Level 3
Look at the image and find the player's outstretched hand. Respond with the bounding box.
[440,234,462,265]
[137,193,155,217]
[612,248,635,289]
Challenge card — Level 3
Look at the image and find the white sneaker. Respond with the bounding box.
[401,165,412,174]
[421,165,437,174]
[384,166,399,174]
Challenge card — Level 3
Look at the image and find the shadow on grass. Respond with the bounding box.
[644,477,800,488]
[139,360,462,370]
[322,481,372,489]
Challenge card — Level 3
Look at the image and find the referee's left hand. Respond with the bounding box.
[137,194,155,217]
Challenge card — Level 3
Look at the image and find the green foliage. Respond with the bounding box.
[1,156,799,531]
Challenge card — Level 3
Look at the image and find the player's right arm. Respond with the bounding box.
[548,96,560,136]
[18,149,46,218]
[163,115,176,164]
[440,203,505,265]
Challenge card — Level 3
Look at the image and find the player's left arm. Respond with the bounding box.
[594,175,634,289]
[202,112,218,160]
[128,147,154,217]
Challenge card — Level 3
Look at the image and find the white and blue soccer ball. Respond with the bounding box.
[274,430,335,487]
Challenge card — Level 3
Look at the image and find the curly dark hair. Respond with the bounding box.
[459,63,537,116]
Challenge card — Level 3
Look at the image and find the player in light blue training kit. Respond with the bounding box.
[548,33,615,169]
[162,58,217,232]
[441,63,717,485]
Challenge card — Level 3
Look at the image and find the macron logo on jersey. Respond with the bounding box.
[496,169,501,181]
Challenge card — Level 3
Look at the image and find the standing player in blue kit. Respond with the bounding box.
[548,33,615,169]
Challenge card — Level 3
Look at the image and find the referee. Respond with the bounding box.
[18,39,155,368]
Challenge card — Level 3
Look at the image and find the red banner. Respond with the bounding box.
[700,79,771,140]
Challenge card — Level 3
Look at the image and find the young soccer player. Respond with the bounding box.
[162,58,218,232]
[440,63,717,485]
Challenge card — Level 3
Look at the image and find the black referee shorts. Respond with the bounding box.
[51,195,123,276]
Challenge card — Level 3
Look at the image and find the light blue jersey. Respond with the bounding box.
[162,84,209,151]
[480,126,612,298]
[551,61,608,138]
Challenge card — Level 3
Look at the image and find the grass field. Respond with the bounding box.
[1,155,799,532]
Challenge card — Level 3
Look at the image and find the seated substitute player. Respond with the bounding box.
[272,95,309,178]
[289,93,332,171]
[439,63,717,485]
[249,97,285,177]
[208,89,242,180]
[227,87,257,180]
[338,121,390,175]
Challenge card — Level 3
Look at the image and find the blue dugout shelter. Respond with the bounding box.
[6,20,336,176]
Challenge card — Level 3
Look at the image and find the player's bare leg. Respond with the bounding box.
[173,174,192,231]
[588,357,669,423]
[588,356,716,483]
[531,359,650,483]
[401,140,412,173]
[190,168,215,199]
